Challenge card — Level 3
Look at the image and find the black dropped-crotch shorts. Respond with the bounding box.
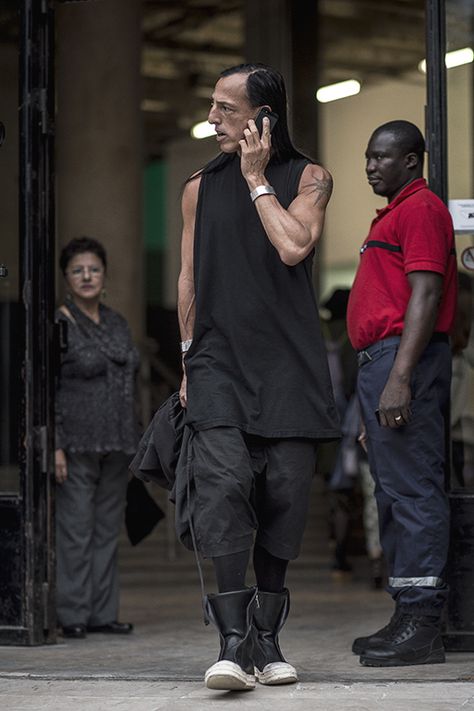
[190,426,317,560]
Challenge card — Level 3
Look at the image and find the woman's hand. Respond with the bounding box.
[55,448,68,484]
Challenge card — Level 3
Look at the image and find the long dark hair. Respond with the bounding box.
[187,63,307,182]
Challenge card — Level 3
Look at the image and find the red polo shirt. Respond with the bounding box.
[347,178,457,350]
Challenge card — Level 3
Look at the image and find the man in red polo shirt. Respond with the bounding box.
[347,120,457,667]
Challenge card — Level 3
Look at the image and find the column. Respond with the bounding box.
[56,0,143,339]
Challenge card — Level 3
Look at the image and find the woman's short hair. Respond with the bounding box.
[59,236,107,275]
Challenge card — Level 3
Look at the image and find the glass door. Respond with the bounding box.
[0,0,56,646]
[446,0,474,491]
[441,0,474,653]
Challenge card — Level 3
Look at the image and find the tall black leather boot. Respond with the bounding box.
[204,587,257,691]
[253,589,297,685]
[359,612,445,667]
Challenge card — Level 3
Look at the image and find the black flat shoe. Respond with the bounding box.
[62,624,87,639]
[87,621,133,634]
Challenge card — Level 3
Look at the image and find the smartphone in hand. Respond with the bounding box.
[254,107,279,136]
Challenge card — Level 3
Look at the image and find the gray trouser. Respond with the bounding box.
[56,451,129,627]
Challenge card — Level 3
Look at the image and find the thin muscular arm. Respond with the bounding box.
[302,173,334,206]
[177,175,200,405]
[239,119,333,266]
[378,270,443,428]
[251,163,333,265]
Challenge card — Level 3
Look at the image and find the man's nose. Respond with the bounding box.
[208,106,219,124]
[366,158,376,173]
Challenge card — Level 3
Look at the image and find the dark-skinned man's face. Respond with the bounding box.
[365,131,417,202]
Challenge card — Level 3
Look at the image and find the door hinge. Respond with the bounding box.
[35,425,49,474]
[43,582,50,629]
[39,88,48,135]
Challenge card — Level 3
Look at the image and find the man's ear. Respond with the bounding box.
[405,152,419,170]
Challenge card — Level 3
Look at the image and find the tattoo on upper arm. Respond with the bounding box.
[306,176,333,206]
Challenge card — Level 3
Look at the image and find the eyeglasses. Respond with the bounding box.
[67,266,104,278]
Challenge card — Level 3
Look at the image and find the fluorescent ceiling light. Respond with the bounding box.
[316,79,361,103]
[141,99,168,113]
[418,47,474,73]
[191,121,215,139]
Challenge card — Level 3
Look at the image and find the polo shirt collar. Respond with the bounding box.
[375,177,427,218]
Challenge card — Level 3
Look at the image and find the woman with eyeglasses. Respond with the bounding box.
[55,236,139,639]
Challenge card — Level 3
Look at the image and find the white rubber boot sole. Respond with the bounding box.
[205,660,256,690]
[255,662,298,685]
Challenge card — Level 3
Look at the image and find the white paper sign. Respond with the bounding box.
[449,199,474,232]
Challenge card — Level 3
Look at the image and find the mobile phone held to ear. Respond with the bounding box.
[254,107,279,136]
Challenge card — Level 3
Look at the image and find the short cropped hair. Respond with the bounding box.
[59,236,107,275]
[372,120,425,164]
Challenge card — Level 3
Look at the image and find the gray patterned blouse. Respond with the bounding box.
[55,301,140,454]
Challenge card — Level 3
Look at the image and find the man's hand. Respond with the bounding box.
[376,271,443,429]
[55,448,68,484]
[239,117,271,186]
[378,373,412,428]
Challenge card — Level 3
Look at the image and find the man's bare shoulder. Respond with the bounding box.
[182,173,202,214]
[296,163,333,208]
[299,163,333,193]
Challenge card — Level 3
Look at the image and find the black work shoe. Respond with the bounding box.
[352,611,400,655]
[62,624,87,639]
[87,621,133,634]
[359,614,445,667]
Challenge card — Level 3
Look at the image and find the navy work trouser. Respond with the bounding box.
[357,336,451,615]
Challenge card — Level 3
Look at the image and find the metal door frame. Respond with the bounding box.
[425,0,448,202]
[0,0,56,646]
[426,0,474,652]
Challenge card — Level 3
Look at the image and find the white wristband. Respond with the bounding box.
[250,185,276,202]
[180,339,193,353]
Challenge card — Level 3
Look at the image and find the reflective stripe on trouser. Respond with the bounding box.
[357,338,451,612]
[389,577,444,588]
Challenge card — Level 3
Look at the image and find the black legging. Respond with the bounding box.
[212,545,289,593]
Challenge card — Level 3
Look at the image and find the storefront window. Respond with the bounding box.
[446,0,474,488]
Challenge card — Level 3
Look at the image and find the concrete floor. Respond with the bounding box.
[0,485,473,709]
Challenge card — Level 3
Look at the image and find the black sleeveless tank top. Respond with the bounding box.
[185,153,340,440]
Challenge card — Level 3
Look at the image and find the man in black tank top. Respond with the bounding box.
[178,63,339,692]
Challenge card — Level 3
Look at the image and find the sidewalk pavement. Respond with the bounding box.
[1,489,473,710]
[0,678,473,711]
